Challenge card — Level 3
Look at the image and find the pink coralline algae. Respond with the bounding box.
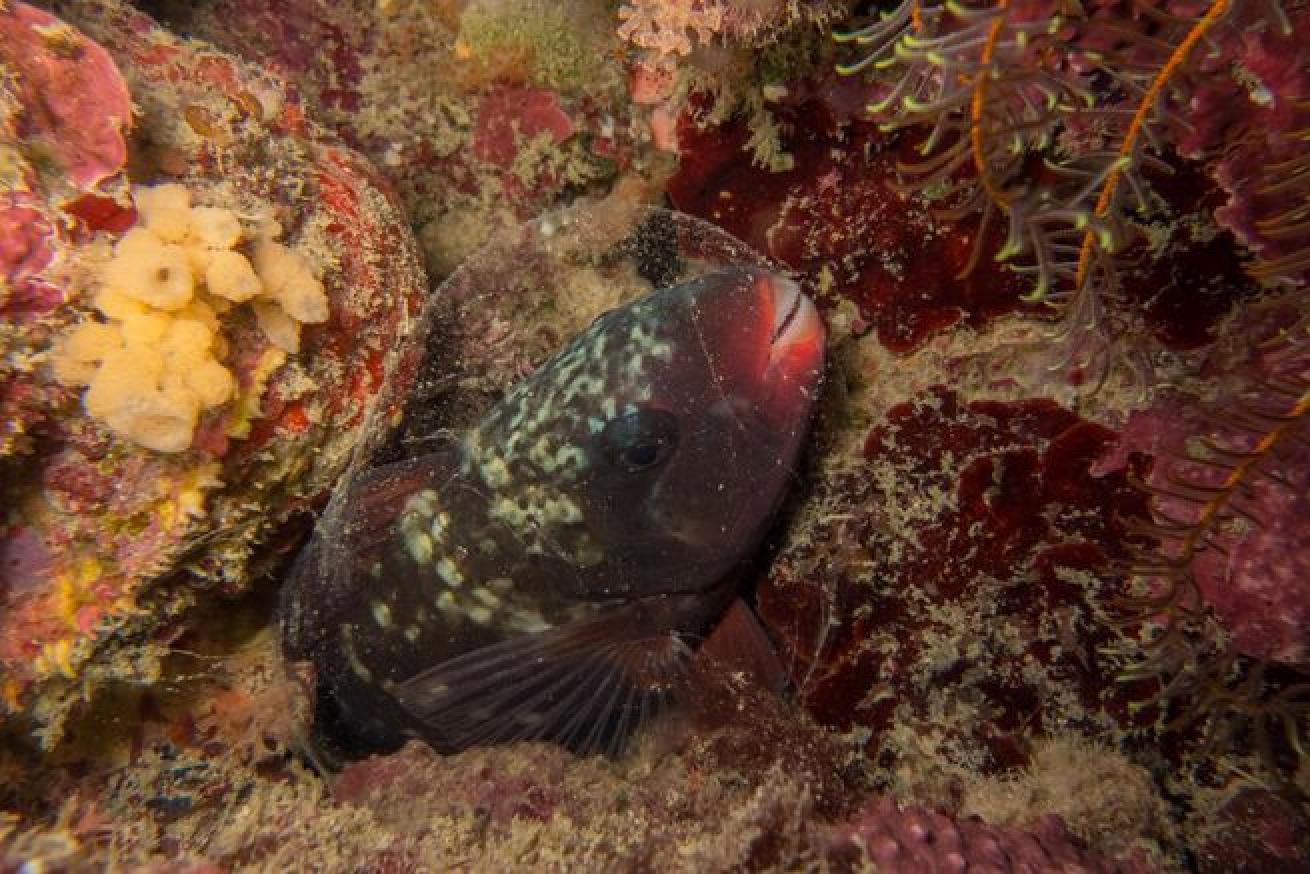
[1175,8,1310,285]
[472,88,575,168]
[0,204,55,288]
[0,0,425,739]
[827,798,1155,873]
[0,2,133,460]
[1094,302,1310,670]
[0,3,132,190]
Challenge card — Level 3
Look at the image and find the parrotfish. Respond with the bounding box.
[280,266,825,759]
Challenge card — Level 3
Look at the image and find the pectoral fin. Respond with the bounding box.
[394,593,718,755]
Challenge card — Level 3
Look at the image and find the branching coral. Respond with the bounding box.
[619,0,728,57]
[833,0,1304,352]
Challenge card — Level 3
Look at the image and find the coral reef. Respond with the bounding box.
[151,0,634,279]
[2,0,1309,870]
[0,0,425,743]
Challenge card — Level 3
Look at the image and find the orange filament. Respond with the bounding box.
[1073,0,1235,291]
[969,0,1012,210]
[1173,385,1310,566]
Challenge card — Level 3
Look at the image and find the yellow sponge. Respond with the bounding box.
[52,322,123,385]
[253,240,330,324]
[134,183,192,243]
[102,228,194,310]
[54,182,331,453]
[206,250,262,302]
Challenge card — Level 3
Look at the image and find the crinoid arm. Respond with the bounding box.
[1116,331,1310,785]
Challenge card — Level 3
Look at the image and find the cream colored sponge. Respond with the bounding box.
[54,183,330,453]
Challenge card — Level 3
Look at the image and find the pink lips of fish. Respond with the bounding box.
[760,272,826,423]
[679,270,825,424]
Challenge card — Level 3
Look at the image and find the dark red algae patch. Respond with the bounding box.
[758,388,1158,772]
[668,95,1262,354]
[1118,160,1265,350]
[666,96,1035,354]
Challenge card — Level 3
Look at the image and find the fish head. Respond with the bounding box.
[469,266,825,599]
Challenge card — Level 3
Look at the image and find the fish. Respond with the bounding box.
[280,265,825,760]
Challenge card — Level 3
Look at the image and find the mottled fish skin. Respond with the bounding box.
[281,266,825,758]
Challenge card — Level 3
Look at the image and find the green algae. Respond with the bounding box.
[458,0,622,95]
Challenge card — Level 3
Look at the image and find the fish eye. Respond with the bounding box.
[599,408,678,473]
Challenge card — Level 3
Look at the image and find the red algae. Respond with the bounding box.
[668,98,1036,353]
[759,388,1155,771]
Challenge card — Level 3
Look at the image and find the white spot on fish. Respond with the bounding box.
[507,609,551,633]
[403,488,438,516]
[491,497,526,528]
[371,601,392,628]
[554,445,588,471]
[480,456,510,488]
[472,587,502,608]
[339,624,372,681]
[431,511,451,542]
[436,557,464,588]
[405,529,434,564]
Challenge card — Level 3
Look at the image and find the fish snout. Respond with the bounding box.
[757,272,824,399]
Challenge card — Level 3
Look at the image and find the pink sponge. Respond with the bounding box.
[0,2,131,189]
[828,798,1156,873]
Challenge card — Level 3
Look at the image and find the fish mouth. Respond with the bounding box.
[761,274,824,378]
